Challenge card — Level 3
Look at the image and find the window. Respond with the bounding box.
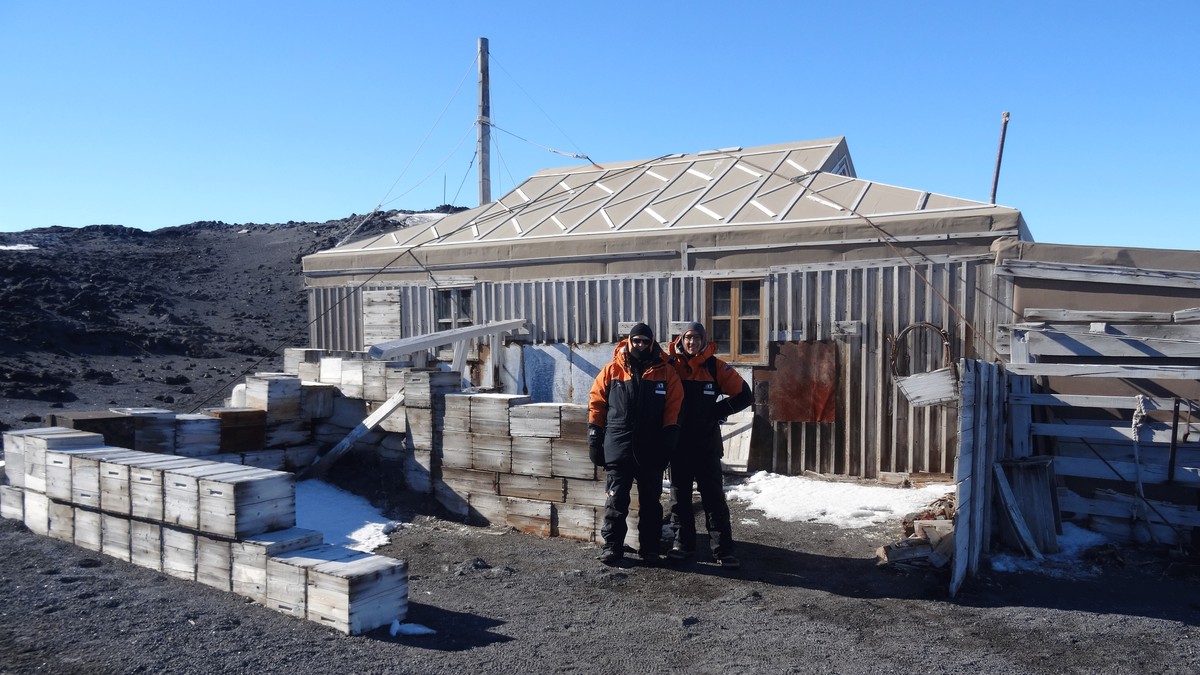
[708,278,763,362]
[435,288,473,330]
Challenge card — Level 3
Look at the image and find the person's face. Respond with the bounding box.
[681,330,703,356]
[629,335,652,354]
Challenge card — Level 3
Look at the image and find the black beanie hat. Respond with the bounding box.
[628,322,654,341]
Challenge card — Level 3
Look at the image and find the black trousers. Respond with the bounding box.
[668,440,733,557]
[600,459,665,555]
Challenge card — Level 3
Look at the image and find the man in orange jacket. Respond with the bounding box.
[667,321,753,569]
[588,322,683,566]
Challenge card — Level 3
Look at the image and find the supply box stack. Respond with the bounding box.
[2,423,408,636]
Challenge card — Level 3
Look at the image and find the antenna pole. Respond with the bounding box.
[990,111,1010,204]
[477,37,491,207]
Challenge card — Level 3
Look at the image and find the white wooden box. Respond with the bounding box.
[130,520,162,571]
[0,485,24,521]
[511,436,552,476]
[47,499,75,543]
[161,526,197,580]
[101,512,131,561]
[232,527,324,603]
[554,502,599,542]
[127,456,210,522]
[509,403,563,438]
[196,535,232,591]
[22,429,106,493]
[551,438,598,480]
[265,544,369,618]
[306,554,409,635]
[163,462,252,529]
[174,413,222,457]
[74,507,102,552]
[22,490,50,535]
[68,448,149,509]
[198,467,296,539]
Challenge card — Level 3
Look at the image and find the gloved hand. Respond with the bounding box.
[588,424,606,466]
[711,399,736,423]
[661,424,680,455]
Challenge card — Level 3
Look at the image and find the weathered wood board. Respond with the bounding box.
[306,554,409,635]
[266,544,370,619]
[232,527,324,603]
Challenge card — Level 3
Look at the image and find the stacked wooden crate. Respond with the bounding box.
[46,410,135,449]
[111,407,177,454]
[403,370,462,494]
[431,397,630,545]
[2,424,408,635]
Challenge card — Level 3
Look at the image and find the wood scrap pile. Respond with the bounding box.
[876,493,956,569]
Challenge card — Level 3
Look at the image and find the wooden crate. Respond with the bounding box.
[471,433,511,473]
[509,403,563,438]
[551,438,598,480]
[283,445,320,473]
[441,430,473,469]
[232,527,324,603]
[44,447,146,503]
[174,414,222,457]
[204,407,267,453]
[112,408,176,454]
[504,496,553,537]
[161,526,197,580]
[63,448,147,509]
[404,449,436,494]
[511,436,552,476]
[128,457,210,522]
[266,544,369,619]
[3,428,86,481]
[443,393,472,432]
[21,429,107,493]
[22,490,50,536]
[405,407,442,452]
[338,359,364,399]
[554,502,599,542]
[163,462,256,530]
[198,467,296,539]
[47,499,75,543]
[196,535,233,591]
[468,491,507,525]
[301,383,336,419]
[264,420,310,449]
[440,467,498,496]
[74,507,102,552]
[241,449,286,471]
[307,554,409,635]
[564,477,611,510]
[0,485,24,521]
[318,356,343,385]
[244,374,303,422]
[362,361,388,402]
[469,393,530,436]
[130,520,162,571]
[283,347,326,376]
[498,473,566,503]
[559,404,589,440]
[101,513,131,562]
[402,369,461,409]
[48,410,136,449]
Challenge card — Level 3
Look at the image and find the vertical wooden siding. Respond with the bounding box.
[307,254,1011,478]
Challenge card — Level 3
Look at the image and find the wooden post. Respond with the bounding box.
[477,36,491,206]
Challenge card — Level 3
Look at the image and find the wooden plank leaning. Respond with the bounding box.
[992,464,1044,562]
[303,391,406,480]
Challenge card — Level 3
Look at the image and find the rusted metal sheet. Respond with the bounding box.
[762,341,837,423]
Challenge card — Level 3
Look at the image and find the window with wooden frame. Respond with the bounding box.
[435,287,473,330]
[708,278,764,363]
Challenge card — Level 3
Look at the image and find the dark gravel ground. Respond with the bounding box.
[2,219,1200,673]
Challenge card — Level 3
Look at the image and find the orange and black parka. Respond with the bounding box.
[667,335,753,447]
[588,338,683,466]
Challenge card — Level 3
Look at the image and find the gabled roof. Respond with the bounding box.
[309,137,999,259]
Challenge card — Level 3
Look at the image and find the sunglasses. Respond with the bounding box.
[630,337,652,346]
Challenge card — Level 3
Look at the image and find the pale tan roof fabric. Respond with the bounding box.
[308,138,995,261]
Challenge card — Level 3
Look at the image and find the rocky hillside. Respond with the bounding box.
[0,208,462,431]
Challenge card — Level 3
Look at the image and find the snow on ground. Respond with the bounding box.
[297,471,1104,575]
[0,244,37,250]
[726,470,954,528]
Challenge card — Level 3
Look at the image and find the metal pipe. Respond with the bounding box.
[1168,397,1181,484]
[990,112,1010,204]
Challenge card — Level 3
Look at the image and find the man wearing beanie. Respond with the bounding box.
[666,321,753,568]
[588,322,683,566]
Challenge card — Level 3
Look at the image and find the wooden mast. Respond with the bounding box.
[477,37,491,207]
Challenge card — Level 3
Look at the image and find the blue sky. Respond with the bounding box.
[1,1,1196,250]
